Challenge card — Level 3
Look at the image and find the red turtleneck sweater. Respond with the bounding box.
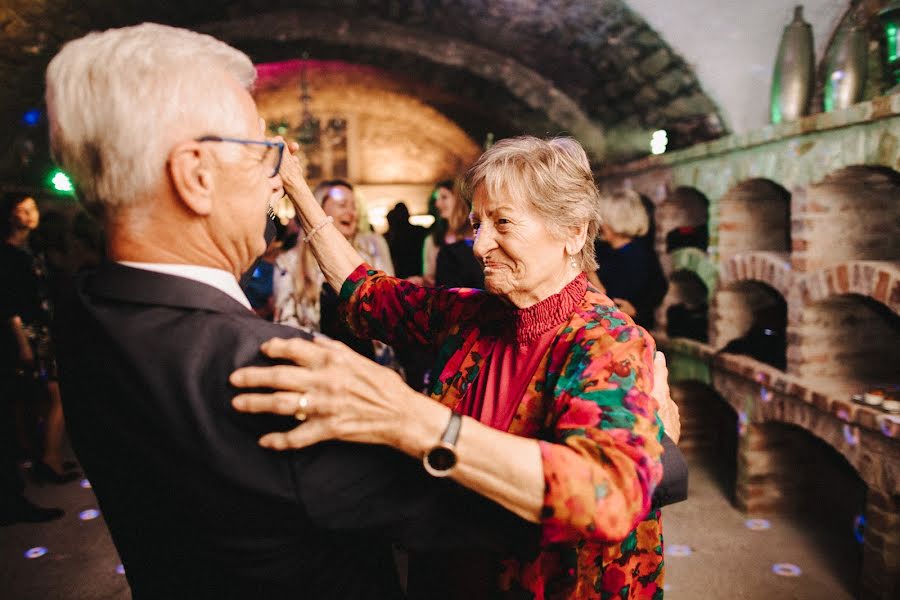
[457,273,588,431]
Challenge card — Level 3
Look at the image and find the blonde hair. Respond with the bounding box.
[463,136,601,271]
[598,189,650,238]
[45,23,256,214]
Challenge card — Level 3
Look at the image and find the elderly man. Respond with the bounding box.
[48,23,536,599]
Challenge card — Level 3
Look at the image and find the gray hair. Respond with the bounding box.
[45,23,256,214]
[464,136,602,272]
[598,189,650,238]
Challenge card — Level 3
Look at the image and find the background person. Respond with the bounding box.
[419,179,482,289]
[0,193,80,485]
[273,179,397,364]
[594,189,668,330]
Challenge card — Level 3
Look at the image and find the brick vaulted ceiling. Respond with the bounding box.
[0,0,724,169]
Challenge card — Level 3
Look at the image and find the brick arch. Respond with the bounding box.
[720,251,793,298]
[796,261,900,315]
[707,356,897,496]
[669,247,717,298]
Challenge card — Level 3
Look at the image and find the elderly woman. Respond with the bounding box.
[232,136,682,598]
[594,189,668,330]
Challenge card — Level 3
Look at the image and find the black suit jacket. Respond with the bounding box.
[56,263,538,600]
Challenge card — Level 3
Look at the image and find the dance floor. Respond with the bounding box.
[1,454,856,599]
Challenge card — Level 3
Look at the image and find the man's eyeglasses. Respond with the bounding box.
[195,136,285,178]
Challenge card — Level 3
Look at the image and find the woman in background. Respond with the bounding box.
[273,179,395,363]
[594,189,668,330]
[0,194,80,484]
[421,179,483,289]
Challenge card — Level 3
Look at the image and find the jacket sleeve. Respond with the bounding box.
[537,312,664,545]
[651,434,688,509]
[338,263,485,350]
[290,440,540,553]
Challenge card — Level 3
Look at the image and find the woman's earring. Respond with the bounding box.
[569,256,578,270]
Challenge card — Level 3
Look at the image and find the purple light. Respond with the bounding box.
[843,424,859,447]
[666,544,692,557]
[79,509,100,521]
[772,563,802,577]
[745,518,771,531]
[738,411,749,436]
[80,479,91,489]
[759,387,772,402]
[116,564,126,575]
[24,547,48,559]
[879,415,900,437]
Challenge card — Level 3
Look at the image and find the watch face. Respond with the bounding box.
[427,446,457,472]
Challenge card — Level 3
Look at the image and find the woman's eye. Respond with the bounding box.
[497,218,511,226]
[471,221,481,230]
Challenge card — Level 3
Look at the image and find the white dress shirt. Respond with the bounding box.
[118,261,252,310]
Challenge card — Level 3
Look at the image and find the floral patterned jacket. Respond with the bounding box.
[339,264,666,600]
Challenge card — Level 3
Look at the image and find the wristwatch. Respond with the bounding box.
[423,411,462,477]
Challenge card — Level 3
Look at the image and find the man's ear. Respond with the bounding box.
[168,141,214,216]
[565,221,589,256]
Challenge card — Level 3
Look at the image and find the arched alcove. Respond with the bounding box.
[789,294,900,396]
[798,166,900,273]
[671,380,737,502]
[741,422,867,595]
[716,179,791,265]
[712,281,787,370]
[664,269,710,342]
[656,186,709,256]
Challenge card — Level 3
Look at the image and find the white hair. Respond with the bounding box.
[464,136,603,272]
[45,23,256,213]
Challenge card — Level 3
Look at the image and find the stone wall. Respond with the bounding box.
[600,95,900,598]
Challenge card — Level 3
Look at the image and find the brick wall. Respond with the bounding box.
[793,167,900,274]
[788,295,899,388]
[716,179,791,265]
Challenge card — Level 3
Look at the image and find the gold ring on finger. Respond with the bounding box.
[294,393,310,422]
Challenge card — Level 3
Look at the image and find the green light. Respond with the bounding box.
[50,170,73,193]
[889,24,898,62]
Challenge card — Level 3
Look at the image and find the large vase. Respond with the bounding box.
[770,6,815,123]
[823,24,868,112]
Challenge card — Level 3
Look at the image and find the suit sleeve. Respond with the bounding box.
[289,441,540,553]
[651,434,688,509]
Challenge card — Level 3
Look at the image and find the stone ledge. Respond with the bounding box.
[600,93,900,177]
[657,335,900,441]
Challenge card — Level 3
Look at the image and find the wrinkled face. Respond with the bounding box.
[11,197,40,231]
[322,185,358,239]
[205,77,284,274]
[470,185,571,308]
[434,186,456,220]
